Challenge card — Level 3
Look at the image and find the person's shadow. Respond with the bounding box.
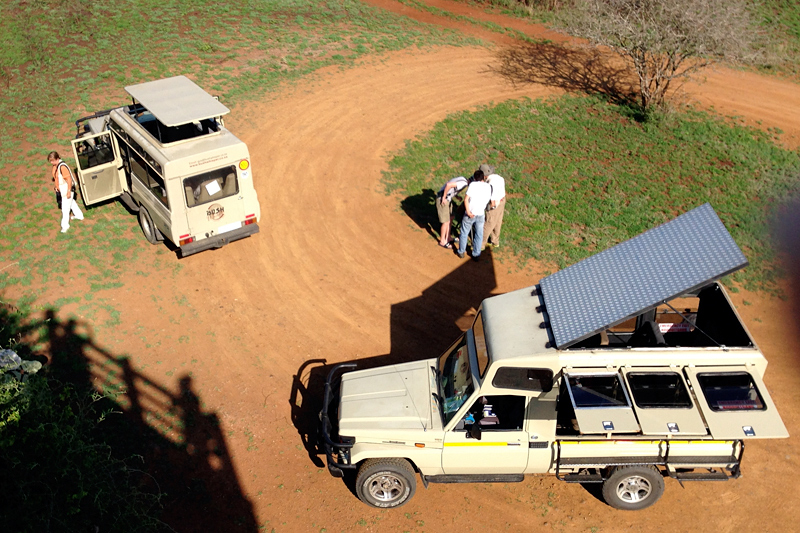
[400,188,438,240]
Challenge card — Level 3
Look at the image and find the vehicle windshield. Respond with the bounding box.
[437,335,475,426]
[472,312,490,378]
[184,165,239,207]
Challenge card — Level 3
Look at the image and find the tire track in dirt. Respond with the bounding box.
[107,5,800,530]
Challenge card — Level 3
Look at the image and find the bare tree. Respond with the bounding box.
[560,0,757,112]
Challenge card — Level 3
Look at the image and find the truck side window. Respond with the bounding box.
[492,367,553,392]
[129,149,169,209]
[471,312,490,378]
[464,395,525,431]
[567,374,631,408]
[627,372,692,408]
[697,372,765,411]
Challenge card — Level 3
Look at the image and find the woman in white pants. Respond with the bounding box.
[48,151,84,233]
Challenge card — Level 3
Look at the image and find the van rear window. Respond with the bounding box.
[184,165,239,207]
[697,372,765,411]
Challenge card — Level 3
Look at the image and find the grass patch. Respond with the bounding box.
[449,0,800,76]
[396,0,550,43]
[0,0,477,315]
[383,95,800,292]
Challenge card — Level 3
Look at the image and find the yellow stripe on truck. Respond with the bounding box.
[444,442,513,447]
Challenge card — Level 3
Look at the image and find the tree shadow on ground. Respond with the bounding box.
[7,307,259,532]
[290,248,499,478]
[490,42,639,109]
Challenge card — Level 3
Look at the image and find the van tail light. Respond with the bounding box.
[244,214,256,226]
[179,234,195,246]
[239,159,250,171]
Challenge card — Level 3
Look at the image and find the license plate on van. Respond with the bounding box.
[218,221,242,234]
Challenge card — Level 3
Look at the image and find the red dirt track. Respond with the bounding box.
[29,1,800,531]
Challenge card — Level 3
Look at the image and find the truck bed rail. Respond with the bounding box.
[555,439,744,483]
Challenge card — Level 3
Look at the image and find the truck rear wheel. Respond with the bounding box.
[356,458,416,509]
[602,465,664,511]
[138,208,159,245]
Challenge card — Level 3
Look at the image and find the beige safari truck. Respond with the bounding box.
[70,75,261,257]
[321,203,788,510]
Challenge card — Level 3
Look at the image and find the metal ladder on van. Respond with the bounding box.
[554,439,744,483]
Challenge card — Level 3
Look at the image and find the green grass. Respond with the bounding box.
[396,0,550,43]
[382,94,800,292]
[0,0,478,316]
[445,0,800,75]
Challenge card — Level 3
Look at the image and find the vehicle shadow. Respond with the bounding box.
[13,307,259,532]
[489,42,639,111]
[289,249,499,476]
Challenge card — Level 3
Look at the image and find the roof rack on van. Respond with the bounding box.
[125,75,230,127]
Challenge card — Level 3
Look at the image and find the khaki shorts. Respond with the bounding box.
[436,195,452,224]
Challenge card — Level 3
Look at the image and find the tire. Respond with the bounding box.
[355,458,416,509]
[602,465,664,511]
[138,208,159,245]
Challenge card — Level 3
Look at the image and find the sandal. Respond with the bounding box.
[438,242,453,249]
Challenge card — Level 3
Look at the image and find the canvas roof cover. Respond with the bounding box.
[125,76,230,127]
[539,203,748,349]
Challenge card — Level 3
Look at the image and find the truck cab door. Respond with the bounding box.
[70,131,123,205]
[442,395,529,474]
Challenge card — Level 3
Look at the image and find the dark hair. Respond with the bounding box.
[47,151,60,161]
[472,170,485,181]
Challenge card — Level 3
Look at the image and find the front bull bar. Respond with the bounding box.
[321,362,358,477]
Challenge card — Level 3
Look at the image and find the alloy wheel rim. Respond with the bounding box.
[616,475,652,503]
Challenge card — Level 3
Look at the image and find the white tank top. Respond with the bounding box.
[56,161,71,187]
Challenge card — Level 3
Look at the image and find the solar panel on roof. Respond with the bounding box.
[125,75,230,127]
[539,203,748,349]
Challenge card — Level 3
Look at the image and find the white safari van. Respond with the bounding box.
[71,76,261,257]
[321,204,788,510]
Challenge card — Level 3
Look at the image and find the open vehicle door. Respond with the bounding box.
[684,366,789,439]
[621,367,708,436]
[70,131,123,205]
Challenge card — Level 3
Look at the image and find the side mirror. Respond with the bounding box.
[468,424,482,441]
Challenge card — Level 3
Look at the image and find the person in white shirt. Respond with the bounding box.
[480,163,506,249]
[456,170,492,261]
[436,175,469,248]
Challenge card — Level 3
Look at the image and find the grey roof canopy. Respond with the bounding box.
[125,75,230,127]
[539,203,748,349]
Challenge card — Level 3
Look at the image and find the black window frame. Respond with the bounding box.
[626,372,693,409]
[697,372,766,412]
[566,373,632,409]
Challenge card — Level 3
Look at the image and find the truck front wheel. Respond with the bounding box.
[356,458,416,509]
[602,465,664,511]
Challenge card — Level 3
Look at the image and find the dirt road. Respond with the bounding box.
[35,2,800,531]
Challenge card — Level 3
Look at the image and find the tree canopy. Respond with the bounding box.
[561,0,757,111]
